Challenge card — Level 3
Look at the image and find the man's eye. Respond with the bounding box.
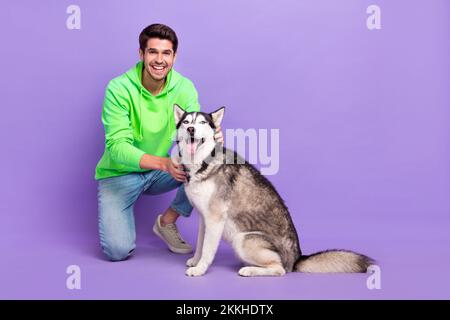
[182,120,189,124]
[200,121,207,124]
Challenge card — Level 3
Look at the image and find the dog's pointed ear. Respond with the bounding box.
[210,107,225,127]
[173,104,185,126]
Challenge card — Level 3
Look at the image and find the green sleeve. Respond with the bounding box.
[102,81,145,169]
[182,79,201,112]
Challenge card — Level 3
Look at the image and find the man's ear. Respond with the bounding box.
[139,48,144,61]
[173,104,185,126]
[210,107,225,127]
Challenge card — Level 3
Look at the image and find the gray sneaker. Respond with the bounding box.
[153,214,193,254]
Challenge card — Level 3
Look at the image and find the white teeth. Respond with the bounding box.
[152,65,164,70]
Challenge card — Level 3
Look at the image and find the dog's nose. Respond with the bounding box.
[187,127,195,136]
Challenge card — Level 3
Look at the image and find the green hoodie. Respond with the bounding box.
[95,61,200,180]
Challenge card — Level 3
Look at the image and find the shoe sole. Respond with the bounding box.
[152,223,193,254]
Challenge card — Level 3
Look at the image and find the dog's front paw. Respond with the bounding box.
[238,267,257,277]
[185,264,207,277]
[186,256,199,267]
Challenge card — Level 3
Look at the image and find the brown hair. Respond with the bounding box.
[139,24,178,54]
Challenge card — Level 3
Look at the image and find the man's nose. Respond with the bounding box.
[187,127,195,136]
[156,53,163,63]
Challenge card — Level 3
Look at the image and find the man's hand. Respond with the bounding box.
[214,126,224,144]
[165,158,186,182]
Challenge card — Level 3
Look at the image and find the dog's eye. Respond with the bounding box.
[199,121,207,124]
[182,120,189,124]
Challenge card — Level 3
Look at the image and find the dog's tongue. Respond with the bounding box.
[187,141,198,155]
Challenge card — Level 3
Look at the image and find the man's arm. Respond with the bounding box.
[180,79,201,113]
[139,154,186,182]
[102,81,146,169]
[139,154,168,171]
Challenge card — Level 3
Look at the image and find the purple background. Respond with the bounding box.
[1,0,449,299]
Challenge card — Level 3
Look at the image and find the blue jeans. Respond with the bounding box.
[97,170,193,261]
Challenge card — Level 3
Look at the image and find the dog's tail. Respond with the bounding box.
[294,249,374,273]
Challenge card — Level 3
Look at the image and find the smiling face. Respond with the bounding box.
[174,105,225,162]
[139,38,176,82]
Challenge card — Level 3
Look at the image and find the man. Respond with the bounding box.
[95,24,222,261]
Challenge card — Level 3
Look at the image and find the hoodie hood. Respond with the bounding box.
[125,61,182,139]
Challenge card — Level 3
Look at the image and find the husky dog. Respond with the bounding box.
[173,105,374,277]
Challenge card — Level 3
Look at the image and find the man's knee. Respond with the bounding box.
[101,241,135,262]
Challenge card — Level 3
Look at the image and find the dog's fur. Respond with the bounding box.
[174,105,374,277]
